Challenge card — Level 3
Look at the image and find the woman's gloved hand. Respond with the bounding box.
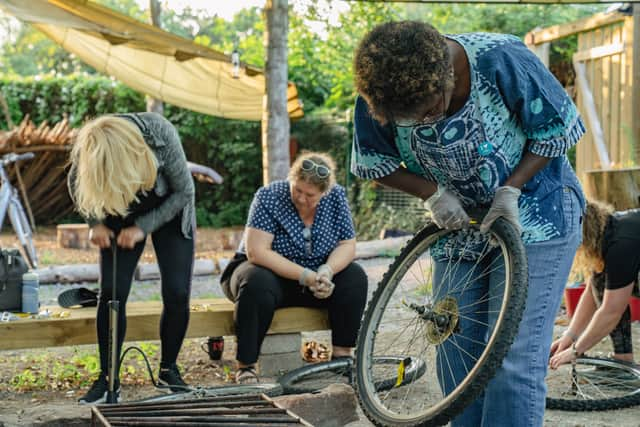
[299,268,318,288]
[480,186,522,234]
[316,264,334,282]
[313,276,335,299]
[423,185,470,230]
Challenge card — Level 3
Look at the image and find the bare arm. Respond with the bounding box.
[245,227,307,281]
[574,283,635,354]
[324,238,356,275]
[566,279,598,337]
[376,168,437,201]
[503,151,551,189]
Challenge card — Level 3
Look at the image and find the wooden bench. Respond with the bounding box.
[0,298,330,351]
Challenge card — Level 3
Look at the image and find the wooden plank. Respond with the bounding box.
[621,16,634,165]
[572,42,625,62]
[0,298,329,350]
[611,24,623,166]
[574,60,611,169]
[525,12,626,46]
[633,8,640,163]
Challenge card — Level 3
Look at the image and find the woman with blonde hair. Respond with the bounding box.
[69,113,195,403]
[550,200,640,368]
[220,152,368,384]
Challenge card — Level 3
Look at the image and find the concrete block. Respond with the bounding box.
[258,351,304,377]
[260,333,301,354]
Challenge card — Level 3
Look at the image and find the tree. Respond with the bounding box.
[262,0,290,184]
[146,0,163,114]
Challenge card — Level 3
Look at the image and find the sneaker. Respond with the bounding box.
[158,364,189,393]
[78,375,120,405]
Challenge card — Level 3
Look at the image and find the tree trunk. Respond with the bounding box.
[262,0,290,185]
[146,0,164,114]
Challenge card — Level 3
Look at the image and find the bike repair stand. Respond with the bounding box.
[106,237,119,404]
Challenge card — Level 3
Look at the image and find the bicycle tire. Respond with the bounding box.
[278,356,427,395]
[546,356,640,411]
[355,216,528,427]
[134,383,284,403]
[9,201,38,268]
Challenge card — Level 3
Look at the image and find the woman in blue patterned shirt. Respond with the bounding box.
[352,21,584,426]
[221,152,368,384]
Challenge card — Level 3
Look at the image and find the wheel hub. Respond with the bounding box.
[424,297,459,344]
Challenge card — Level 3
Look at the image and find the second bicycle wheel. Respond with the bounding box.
[355,216,528,427]
[279,356,426,395]
[546,356,640,411]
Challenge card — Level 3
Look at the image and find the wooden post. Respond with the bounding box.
[262,0,290,185]
[57,223,90,249]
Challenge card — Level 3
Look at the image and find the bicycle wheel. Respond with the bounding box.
[546,356,640,411]
[135,383,284,403]
[355,216,528,427]
[279,356,427,395]
[9,201,38,268]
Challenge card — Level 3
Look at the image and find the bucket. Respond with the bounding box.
[564,284,640,321]
[564,284,586,319]
[630,297,640,322]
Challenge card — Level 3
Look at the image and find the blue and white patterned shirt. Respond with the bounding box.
[352,33,585,251]
[238,180,356,270]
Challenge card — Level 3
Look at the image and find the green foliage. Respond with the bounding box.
[0,75,260,227]
[350,180,424,240]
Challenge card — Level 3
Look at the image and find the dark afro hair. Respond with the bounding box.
[353,21,452,124]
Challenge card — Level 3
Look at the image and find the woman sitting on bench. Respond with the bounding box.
[549,200,640,368]
[221,152,368,384]
[68,113,195,403]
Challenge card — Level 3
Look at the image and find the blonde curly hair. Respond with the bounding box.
[70,115,158,220]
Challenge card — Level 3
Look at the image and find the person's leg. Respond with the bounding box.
[481,188,582,427]
[152,213,195,369]
[96,232,146,378]
[232,262,287,367]
[433,253,493,427]
[324,262,368,357]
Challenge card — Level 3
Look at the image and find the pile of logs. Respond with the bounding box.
[0,115,77,224]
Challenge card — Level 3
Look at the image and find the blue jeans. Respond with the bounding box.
[434,188,582,427]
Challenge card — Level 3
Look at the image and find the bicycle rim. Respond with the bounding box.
[546,356,640,411]
[355,218,528,427]
[278,356,426,395]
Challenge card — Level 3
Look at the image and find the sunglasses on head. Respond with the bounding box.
[301,159,331,179]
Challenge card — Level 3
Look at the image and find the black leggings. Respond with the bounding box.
[590,272,638,355]
[97,211,194,375]
[231,262,368,365]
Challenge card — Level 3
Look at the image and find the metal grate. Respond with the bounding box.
[91,393,313,426]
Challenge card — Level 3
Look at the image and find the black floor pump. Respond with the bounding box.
[106,236,119,404]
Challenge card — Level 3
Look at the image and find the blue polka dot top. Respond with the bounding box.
[238,180,356,270]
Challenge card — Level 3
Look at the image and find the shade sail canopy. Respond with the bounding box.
[0,0,304,121]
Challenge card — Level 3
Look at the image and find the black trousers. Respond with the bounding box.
[96,193,194,376]
[231,261,368,365]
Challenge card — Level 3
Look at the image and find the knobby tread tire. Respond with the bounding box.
[355,217,529,427]
[546,356,640,411]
